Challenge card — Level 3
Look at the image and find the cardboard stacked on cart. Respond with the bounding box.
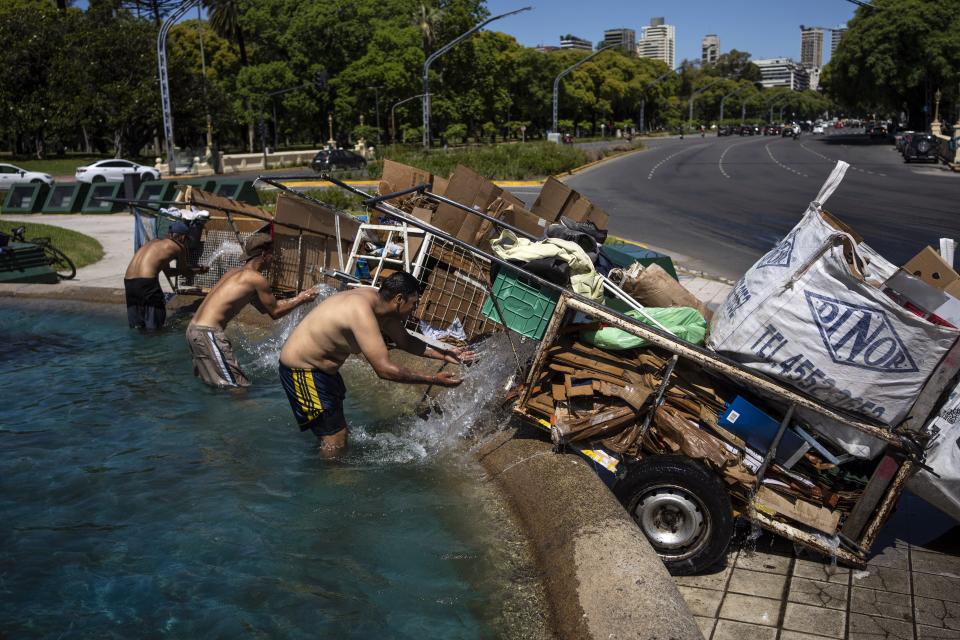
[531,176,610,230]
[271,194,360,293]
[180,186,273,234]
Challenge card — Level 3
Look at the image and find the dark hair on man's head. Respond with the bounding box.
[378,271,419,300]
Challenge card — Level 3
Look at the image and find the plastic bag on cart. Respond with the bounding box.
[907,381,960,522]
[581,306,706,350]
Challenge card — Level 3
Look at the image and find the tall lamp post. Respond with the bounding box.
[688,79,723,130]
[367,85,383,143]
[392,94,426,144]
[422,6,531,149]
[552,44,616,133]
[768,93,791,123]
[719,86,751,122]
[157,0,200,175]
[640,65,681,133]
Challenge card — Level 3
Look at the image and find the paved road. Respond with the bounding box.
[566,130,958,280]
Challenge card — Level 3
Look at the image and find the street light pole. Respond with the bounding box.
[767,94,791,123]
[157,0,200,176]
[392,94,426,144]
[422,5,531,149]
[688,79,724,129]
[367,85,383,143]
[552,44,616,133]
[639,66,680,133]
[719,86,750,122]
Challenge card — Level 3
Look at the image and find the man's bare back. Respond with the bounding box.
[280,288,380,373]
[124,238,184,279]
[191,267,273,330]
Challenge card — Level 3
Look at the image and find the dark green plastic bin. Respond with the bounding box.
[43,183,89,213]
[2,183,50,214]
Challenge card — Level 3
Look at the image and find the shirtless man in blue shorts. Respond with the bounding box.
[278,271,473,456]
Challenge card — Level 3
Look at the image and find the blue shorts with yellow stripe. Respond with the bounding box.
[278,363,347,437]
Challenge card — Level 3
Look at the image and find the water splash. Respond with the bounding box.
[201,240,243,270]
[238,296,534,466]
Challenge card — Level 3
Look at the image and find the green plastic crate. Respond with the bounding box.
[481,269,559,340]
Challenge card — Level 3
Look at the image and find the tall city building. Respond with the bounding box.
[800,25,825,70]
[754,58,810,91]
[601,28,636,53]
[638,18,676,68]
[701,34,720,65]
[559,34,592,51]
[831,26,847,56]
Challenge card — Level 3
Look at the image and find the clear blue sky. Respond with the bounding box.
[484,0,857,65]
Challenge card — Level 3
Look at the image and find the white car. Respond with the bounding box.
[0,163,54,190]
[75,159,160,184]
[812,124,825,135]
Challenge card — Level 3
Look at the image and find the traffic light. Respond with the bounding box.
[314,70,327,90]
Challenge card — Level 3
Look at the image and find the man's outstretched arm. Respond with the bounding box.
[356,312,463,386]
[252,278,318,319]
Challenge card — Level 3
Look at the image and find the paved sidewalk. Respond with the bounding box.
[679,492,959,640]
[2,213,166,290]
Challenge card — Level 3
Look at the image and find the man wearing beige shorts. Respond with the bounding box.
[186,234,318,388]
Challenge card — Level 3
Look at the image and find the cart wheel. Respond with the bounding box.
[614,455,733,575]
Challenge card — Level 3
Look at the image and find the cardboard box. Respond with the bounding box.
[185,186,273,233]
[380,160,432,204]
[407,207,433,260]
[531,176,577,221]
[904,246,960,291]
[432,164,525,244]
[946,279,960,300]
[502,204,549,238]
[431,175,449,198]
[273,193,360,239]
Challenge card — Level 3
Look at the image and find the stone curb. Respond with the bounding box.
[478,426,702,640]
[555,145,646,179]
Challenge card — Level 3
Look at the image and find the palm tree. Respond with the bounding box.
[413,2,444,53]
[203,0,252,149]
[203,0,247,66]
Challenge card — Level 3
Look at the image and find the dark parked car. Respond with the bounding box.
[903,133,940,163]
[738,124,754,136]
[311,148,368,173]
[717,126,734,136]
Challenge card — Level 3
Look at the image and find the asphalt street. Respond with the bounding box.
[564,130,959,280]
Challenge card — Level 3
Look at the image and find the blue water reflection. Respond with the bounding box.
[0,301,535,638]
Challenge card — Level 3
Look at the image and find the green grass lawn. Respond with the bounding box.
[0,221,104,268]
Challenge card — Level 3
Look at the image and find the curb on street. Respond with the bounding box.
[478,426,702,640]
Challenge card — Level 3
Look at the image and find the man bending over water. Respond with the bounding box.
[124,222,205,330]
[279,271,473,456]
[187,234,317,388]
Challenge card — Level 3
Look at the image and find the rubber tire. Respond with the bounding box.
[614,455,733,576]
[42,244,76,280]
[141,172,157,182]
[92,175,105,183]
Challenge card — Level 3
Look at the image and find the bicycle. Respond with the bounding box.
[2,226,77,280]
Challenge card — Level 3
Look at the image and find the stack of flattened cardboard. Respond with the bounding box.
[530,176,610,230]
[518,331,854,534]
[271,194,361,294]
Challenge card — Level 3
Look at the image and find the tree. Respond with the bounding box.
[706,49,761,83]
[824,0,960,129]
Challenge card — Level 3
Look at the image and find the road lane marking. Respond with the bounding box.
[798,142,887,177]
[764,140,809,177]
[647,143,708,180]
[718,139,762,178]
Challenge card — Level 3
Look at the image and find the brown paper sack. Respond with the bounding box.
[625,263,712,321]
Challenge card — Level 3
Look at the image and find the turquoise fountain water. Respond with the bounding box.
[0,299,547,638]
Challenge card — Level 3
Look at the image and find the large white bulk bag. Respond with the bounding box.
[907,380,960,523]
[709,163,959,458]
